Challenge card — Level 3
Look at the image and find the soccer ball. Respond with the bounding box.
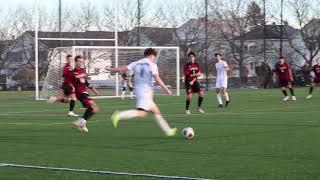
[182,127,194,139]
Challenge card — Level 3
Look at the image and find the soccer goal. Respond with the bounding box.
[38,46,180,100]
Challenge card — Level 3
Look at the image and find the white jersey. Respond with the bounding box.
[127,58,158,111]
[127,58,158,90]
[215,60,228,81]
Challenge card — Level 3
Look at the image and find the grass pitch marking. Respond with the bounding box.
[0,163,213,180]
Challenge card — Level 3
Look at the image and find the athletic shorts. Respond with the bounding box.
[312,78,320,84]
[216,79,228,88]
[279,80,292,87]
[77,92,93,109]
[135,88,155,111]
[61,83,75,96]
[185,81,202,94]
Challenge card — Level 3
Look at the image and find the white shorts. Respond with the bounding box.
[216,79,228,88]
[135,88,155,111]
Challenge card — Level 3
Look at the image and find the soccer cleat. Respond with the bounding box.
[47,96,57,104]
[225,101,230,107]
[292,96,296,101]
[72,119,83,132]
[306,94,312,99]
[68,111,79,117]
[185,110,191,115]
[198,108,205,114]
[130,96,135,100]
[217,104,223,108]
[81,125,89,133]
[111,111,120,128]
[165,127,177,136]
[283,96,290,101]
[73,119,88,132]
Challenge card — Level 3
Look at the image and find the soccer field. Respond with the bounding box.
[0,88,319,180]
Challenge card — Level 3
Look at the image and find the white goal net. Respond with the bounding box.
[38,46,180,99]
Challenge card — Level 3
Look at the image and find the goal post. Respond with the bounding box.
[37,46,180,100]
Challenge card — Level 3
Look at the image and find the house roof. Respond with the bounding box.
[130,27,177,45]
[244,25,297,40]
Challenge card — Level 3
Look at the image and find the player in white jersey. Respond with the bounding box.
[105,48,177,136]
[215,53,230,108]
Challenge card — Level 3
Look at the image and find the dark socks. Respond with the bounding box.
[69,100,75,111]
[282,90,288,96]
[289,88,295,96]
[198,96,203,108]
[186,99,190,110]
[83,109,94,120]
[309,87,314,95]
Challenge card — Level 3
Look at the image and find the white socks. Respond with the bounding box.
[130,91,133,97]
[118,110,139,120]
[224,93,229,101]
[217,93,223,105]
[154,114,171,132]
[80,117,86,125]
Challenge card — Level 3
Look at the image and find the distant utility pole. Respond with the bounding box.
[137,0,142,46]
[205,0,209,91]
[280,0,283,56]
[58,0,62,82]
[263,0,266,62]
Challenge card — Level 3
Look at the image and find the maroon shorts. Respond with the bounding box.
[279,80,292,87]
[76,92,93,108]
[61,83,75,96]
[313,78,320,84]
[185,81,202,94]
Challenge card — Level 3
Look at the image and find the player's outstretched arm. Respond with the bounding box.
[288,69,294,81]
[90,87,99,96]
[154,74,172,96]
[273,72,277,83]
[106,66,129,73]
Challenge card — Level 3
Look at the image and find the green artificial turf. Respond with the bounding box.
[0,88,319,180]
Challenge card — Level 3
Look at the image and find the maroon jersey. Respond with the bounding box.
[72,67,90,95]
[184,62,200,82]
[62,63,73,86]
[274,63,291,81]
[312,64,320,80]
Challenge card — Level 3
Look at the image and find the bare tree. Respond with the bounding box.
[211,0,264,80]
[287,0,320,68]
[157,0,209,72]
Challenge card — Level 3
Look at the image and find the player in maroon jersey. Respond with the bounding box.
[306,58,320,99]
[273,56,296,101]
[184,52,205,114]
[72,55,99,133]
[47,55,79,116]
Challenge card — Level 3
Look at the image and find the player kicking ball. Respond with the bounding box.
[106,48,177,137]
[72,55,99,132]
[184,52,205,114]
[47,55,79,117]
[215,53,230,108]
[307,58,320,99]
[273,56,296,101]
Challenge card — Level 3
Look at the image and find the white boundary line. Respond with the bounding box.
[0,163,213,180]
[0,120,102,126]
